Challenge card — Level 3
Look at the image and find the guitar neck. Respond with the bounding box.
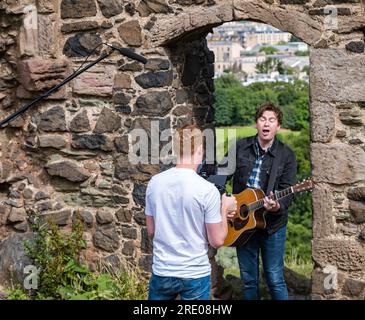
[248,186,294,211]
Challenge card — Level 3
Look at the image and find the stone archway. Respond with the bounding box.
[0,0,364,300]
[146,1,365,300]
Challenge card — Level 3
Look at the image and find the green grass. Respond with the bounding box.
[217,246,313,279]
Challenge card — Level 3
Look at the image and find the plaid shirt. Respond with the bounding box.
[246,142,269,189]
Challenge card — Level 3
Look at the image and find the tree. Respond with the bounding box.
[259,46,279,55]
[256,57,283,74]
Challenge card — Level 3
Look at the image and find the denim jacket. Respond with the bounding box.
[227,135,297,234]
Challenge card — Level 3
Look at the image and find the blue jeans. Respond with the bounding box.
[236,226,288,300]
[148,273,211,300]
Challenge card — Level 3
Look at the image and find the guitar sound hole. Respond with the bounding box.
[240,204,249,218]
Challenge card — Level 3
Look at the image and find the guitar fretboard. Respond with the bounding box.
[248,187,293,211]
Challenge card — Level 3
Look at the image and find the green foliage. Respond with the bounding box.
[259,46,279,55]
[256,57,283,74]
[301,65,310,75]
[214,76,309,131]
[6,213,148,300]
[295,50,309,56]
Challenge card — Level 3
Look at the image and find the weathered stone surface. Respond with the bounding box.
[125,2,136,15]
[134,210,146,226]
[63,33,102,58]
[279,0,309,3]
[310,103,335,143]
[42,209,72,226]
[113,91,132,106]
[346,41,365,54]
[72,65,114,96]
[347,187,365,201]
[0,233,34,285]
[69,110,91,133]
[97,0,124,18]
[93,107,122,134]
[312,239,365,272]
[135,71,173,88]
[61,21,99,34]
[23,188,34,200]
[150,3,233,45]
[339,110,363,126]
[342,278,365,298]
[311,143,365,184]
[130,118,170,147]
[18,59,69,92]
[141,227,152,253]
[139,254,152,272]
[46,160,90,182]
[7,208,26,223]
[35,200,53,212]
[96,211,114,224]
[312,185,334,239]
[122,227,137,239]
[145,58,170,71]
[122,240,135,255]
[115,208,132,222]
[313,0,359,6]
[114,73,131,89]
[349,201,365,224]
[119,61,143,72]
[134,91,172,116]
[72,134,113,151]
[132,183,147,207]
[137,0,172,17]
[37,0,56,13]
[35,191,49,201]
[114,135,129,153]
[61,0,97,19]
[309,8,352,16]
[311,49,365,102]
[360,228,365,240]
[93,226,120,252]
[38,14,57,57]
[17,4,38,57]
[13,221,28,232]
[39,134,67,149]
[38,106,67,132]
[117,20,142,47]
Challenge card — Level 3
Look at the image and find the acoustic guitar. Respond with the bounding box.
[223,178,314,247]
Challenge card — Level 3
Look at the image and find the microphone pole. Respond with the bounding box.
[0,46,148,128]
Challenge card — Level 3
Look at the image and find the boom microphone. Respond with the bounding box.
[106,43,148,64]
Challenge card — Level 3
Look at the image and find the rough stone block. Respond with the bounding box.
[312,184,335,239]
[310,102,335,143]
[18,59,69,92]
[310,49,365,102]
[312,239,365,272]
[72,65,115,97]
[311,143,365,184]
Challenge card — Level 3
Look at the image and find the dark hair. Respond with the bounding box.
[255,102,283,125]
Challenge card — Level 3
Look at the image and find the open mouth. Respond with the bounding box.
[262,129,270,135]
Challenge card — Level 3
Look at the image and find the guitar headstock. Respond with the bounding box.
[292,177,314,193]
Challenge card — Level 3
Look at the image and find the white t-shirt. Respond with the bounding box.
[145,167,222,278]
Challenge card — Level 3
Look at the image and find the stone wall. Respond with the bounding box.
[0,0,364,299]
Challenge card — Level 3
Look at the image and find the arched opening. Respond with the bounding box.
[208,21,312,300]
[156,3,319,300]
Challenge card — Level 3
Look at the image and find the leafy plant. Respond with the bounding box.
[6,212,148,300]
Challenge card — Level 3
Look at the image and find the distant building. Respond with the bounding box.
[244,31,292,50]
[208,40,244,77]
[242,72,296,86]
[207,21,309,80]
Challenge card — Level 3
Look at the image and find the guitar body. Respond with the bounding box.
[223,188,267,247]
